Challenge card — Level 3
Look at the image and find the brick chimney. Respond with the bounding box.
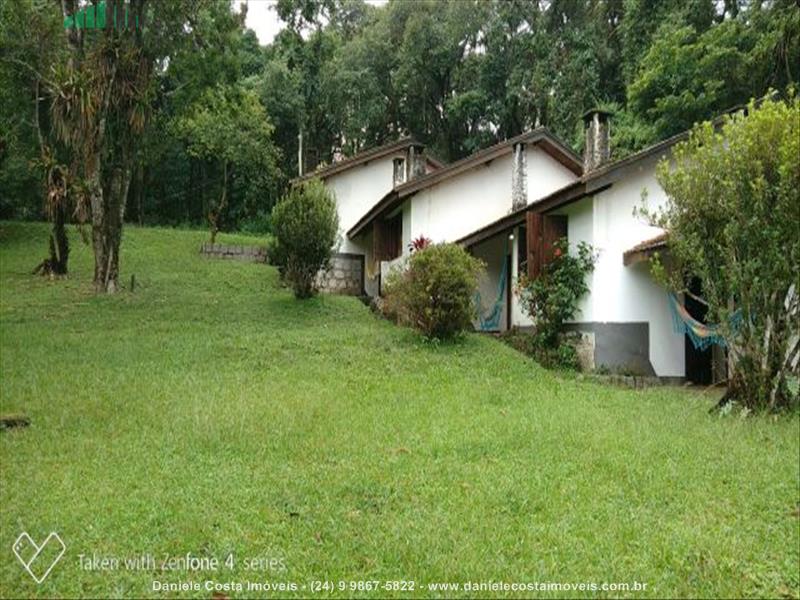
[582,109,612,172]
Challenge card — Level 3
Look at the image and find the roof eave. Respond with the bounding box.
[347,189,398,239]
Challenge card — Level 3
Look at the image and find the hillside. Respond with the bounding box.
[0,223,798,598]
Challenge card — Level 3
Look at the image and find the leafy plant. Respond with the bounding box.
[649,94,800,411]
[408,235,432,252]
[500,328,580,371]
[270,179,339,299]
[383,243,485,340]
[173,85,281,243]
[517,238,596,349]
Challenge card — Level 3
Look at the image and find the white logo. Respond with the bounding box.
[12,532,66,583]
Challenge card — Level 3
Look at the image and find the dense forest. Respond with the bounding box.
[1,0,797,234]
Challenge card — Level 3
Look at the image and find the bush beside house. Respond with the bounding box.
[383,243,485,340]
[651,95,800,411]
[270,179,339,299]
[515,239,597,370]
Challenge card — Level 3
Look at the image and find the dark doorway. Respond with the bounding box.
[684,277,713,384]
[505,253,512,331]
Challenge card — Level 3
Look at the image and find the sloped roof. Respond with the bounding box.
[347,128,582,239]
[456,132,688,248]
[292,138,443,183]
[623,232,669,265]
[456,101,757,249]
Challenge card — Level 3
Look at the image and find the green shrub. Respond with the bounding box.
[500,329,580,371]
[517,239,596,347]
[650,95,800,411]
[383,243,485,340]
[512,238,595,370]
[271,179,339,299]
[238,210,272,235]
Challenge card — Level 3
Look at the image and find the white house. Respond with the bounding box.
[295,111,721,383]
[294,138,442,295]
[458,111,724,382]
[345,129,582,296]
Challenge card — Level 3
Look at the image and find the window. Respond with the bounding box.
[393,158,406,186]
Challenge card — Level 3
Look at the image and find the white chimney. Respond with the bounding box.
[511,142,527,210]
[582,109,612,172]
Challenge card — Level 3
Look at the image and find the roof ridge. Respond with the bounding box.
[292,136,422,183]
[393,127,579,195]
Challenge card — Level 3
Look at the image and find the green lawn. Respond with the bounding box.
[1,221,798,599]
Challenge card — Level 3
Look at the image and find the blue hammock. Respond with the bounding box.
[475,257,509,331]
[668,292,743,350]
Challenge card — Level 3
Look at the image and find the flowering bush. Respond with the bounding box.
[408,235,432,252]
[516,238,596,364]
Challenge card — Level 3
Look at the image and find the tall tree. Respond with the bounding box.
[0,0,78,275]
[173,85,281,242]
[49,0,211,292]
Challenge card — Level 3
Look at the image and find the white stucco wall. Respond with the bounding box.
[356,229,379,297]
[401,200,412,251]
[563,197,596,322]
[405,146,578,256]
[526,146,578,204]
[408,154,513,248]
[324,158,395,254]
[504,155,684,377]
[510,227,525,329]
[586,157,684,377]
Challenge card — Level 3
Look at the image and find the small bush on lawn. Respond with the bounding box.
[270,179,339,299]
[383,243,485,340]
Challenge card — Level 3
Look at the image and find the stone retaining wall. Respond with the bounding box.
[316,253,364,296]
[200,244,363,296]
[200,242,268,263]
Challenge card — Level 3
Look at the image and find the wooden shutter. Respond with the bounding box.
[526,212,542,279]
[526,212,568,278]
[373,215,403,262]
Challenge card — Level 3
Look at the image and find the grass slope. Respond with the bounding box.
[0,222,798,599]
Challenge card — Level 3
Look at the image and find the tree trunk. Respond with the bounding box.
[91,161,132,293]
[33,202,69,278]
[32,77,70,278]
[209,161,227,244]
[132,160,144,226]
[50,202,69,275]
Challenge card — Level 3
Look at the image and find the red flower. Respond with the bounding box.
[409,236,432,252]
